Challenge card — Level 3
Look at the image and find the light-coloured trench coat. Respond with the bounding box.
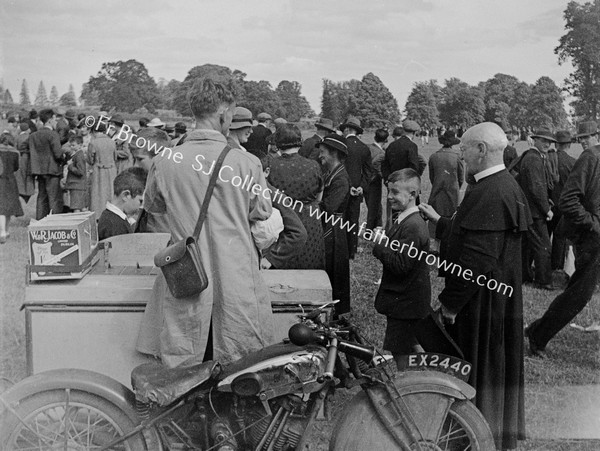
[136,129,275,368]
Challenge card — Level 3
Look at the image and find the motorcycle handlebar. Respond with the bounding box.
[289,323,375,363]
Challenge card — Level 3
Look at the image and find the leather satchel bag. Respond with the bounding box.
[154,145,231,298]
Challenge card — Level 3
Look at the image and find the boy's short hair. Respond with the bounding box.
[139,117,149,127]
[39,109,55,124]
[134,127,171,157]
[388,168,421,191]
[113,168,147,197]
[375,128,389,143]
[259,153,273,171]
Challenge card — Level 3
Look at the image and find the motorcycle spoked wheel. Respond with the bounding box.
[0,389,149,450]
[329,392,495,451]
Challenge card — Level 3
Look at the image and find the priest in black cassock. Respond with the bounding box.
[419,122,531,451]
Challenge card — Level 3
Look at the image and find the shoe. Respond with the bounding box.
[525,325,547,359]
[0,235,7,244]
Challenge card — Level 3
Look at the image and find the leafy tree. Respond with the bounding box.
[86,59,160,113]
[274,80,314,121]
[157,78,181,110]
[556,0,600,120]
[509,82,532,127]
[439,78,485,127]
[405,80,440,128]
[320,79,343,125]
[80,82,100,107]
[49,86,59,106]
[20,79,31,107]
[241,80,280,117]
[354,72,400,128]
[526,76,568,129]
[35,81,48,107]
[60,90,77,107]
[4,89,14,105]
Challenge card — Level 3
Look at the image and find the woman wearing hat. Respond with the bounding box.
[427,130,464,253]
[268,124,325,270]
[227,107,253,151]
[318,134,351,314]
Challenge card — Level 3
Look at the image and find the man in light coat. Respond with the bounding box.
[137,77,275,367]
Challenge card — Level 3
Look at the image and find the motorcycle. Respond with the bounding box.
[0,303,495,450]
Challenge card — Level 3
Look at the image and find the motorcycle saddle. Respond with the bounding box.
[131,358,221,406]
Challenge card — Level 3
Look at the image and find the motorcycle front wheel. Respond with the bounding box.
[330,392,495,451]
[0,388,149,450]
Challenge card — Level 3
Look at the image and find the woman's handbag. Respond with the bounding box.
[154,145,232,298]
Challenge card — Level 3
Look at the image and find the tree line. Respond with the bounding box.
[0,80,77,110]
[404,74,569,130]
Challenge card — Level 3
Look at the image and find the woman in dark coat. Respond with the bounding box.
[317,134,351,314]
[0,135,24,243]
[268,124,325,269]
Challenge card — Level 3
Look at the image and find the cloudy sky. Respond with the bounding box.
[0,0,574,114]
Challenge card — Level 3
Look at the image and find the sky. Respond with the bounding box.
[0,0,575,116]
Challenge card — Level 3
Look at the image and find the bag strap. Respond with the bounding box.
[192,144,232,240]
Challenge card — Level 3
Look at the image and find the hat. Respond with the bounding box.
[340,116,363,134]
[576,121,598,138]
[438,130,460,147]
[174,121,187,133]
[29,110,38,119]
[164,125,175,133]
[392,126,404,137]
[531,128,557,142]
[317,133,349,156]
[274,117,287,125]
[230,107,253,130]
[65,110,77,120]
[314,117,335,133]
[555,130,572,144]
[110,114,125,125]
[257,112,272,122]
[147,117,165,128]
[402,120,421,133]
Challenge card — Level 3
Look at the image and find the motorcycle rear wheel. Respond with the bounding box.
[330,393,495,451]
[0,388,149,450]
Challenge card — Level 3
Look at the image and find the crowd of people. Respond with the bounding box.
[1,76,599,451]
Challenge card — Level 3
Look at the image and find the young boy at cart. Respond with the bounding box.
[372,168,432,365]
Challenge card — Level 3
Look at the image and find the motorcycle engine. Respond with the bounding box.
[245,395,309,451]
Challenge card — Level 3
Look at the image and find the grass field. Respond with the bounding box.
[1,128,599,449]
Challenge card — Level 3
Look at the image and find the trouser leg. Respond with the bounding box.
[36,175,50,219]
[529,240,600,348]
[344,195,361,258]
[46,175,63,216]
[366,178,382,230]
[528,218,552,285]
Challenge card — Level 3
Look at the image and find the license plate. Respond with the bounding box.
[396,353,472,382]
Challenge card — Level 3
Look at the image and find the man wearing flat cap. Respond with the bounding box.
[382,120,421,181]
[246,112,272,159]
[549,130,576,271]
[518,127,556,290]
[527,121,600,358]
[299,117,335,161]
[339,116,373,259]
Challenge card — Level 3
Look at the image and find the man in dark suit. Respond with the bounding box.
[27,110,38,133]
[28,109,64,219]
[299,117,335,161]
[518,128,556,289]
[381,120,421,181]
[549,130,577,270]
[340,116,373,258]
[245,112,272,159]
[527,121,600,357]
[56,110,76,145]
[503,127,518,168]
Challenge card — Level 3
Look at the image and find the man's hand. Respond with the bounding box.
[436,304,457,325]
[546,209,554,222]
[418,203,441,224]
[260,258,272,269]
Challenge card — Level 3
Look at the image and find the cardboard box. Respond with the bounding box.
[28,212,99,280]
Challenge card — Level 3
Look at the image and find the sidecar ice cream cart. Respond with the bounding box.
[22,232,332,387]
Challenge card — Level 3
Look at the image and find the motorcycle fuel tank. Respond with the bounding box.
[217,343,328,399]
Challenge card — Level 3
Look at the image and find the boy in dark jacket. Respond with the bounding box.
[98,168,146,241]
[373,168,431,362]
